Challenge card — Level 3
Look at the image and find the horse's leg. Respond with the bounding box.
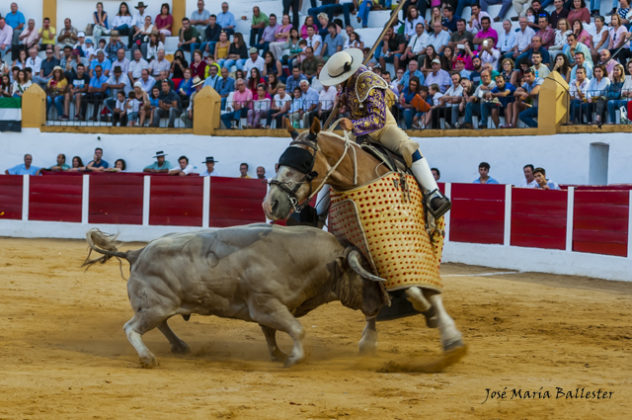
[358,316,377,354]
[405,286,438,328]
[428,293,464,351]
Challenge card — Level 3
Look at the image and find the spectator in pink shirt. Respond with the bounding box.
[300,15,318,39]
[221,78,253,128]
[473,16,498,49]
[535,16,555,48]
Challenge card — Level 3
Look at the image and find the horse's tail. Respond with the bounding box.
[82,229,143,272]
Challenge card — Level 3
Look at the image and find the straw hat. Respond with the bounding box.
[192,76,204,87]
[319,48,363,86]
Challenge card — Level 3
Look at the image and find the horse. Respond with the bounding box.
[262,118,464,357]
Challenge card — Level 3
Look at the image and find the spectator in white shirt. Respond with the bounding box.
[244,47,265,76]
[512,16,536,60]
[428,22,450,53]
[402,23,428,65]
[128,48,148,82]
[305,26,322,56]
[148,48,170,78]
[498,19,516,56]
[480,38,501,69]
[317,84,336,123]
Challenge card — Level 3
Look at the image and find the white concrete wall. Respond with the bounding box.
[2,129,632,185]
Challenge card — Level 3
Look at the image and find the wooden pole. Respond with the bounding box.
[322,0,408,130]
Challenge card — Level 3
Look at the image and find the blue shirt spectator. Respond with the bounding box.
[5,154,39,175]
[90,54,112,76]
[89,73,108,89]
[400,68,425,91]
[286,69,307,94]
[5,5,25,31]
[217,3,236,33]
[322,32,344,58]
[491,82,516,106]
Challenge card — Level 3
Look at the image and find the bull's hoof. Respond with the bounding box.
[270,349,288,362]
[358,342,377,355]
[139,355,158,368]
[170,341,190,354]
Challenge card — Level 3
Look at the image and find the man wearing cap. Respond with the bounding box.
[182,76,205,128]
[244,47,265,76]
[132,2,151,35]
[424,58,451,93]
[200,157,217,176]
[143,151,172,173]
[318,49,451,218]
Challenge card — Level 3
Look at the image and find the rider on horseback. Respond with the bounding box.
[318,49,451,219]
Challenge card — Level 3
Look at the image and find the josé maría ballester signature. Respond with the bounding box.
[482,387,615,404]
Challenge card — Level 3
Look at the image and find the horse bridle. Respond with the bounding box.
[268,136,320,213]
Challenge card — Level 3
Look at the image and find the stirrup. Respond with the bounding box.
[424,189,451,219]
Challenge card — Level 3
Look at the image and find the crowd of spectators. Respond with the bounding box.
[3,148,269,179]
[1,0,632,129]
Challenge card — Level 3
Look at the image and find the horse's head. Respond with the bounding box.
[263,118,330,221]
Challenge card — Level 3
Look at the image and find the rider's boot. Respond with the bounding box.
[410,151,451,218]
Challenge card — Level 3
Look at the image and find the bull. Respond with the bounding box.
[83,224,389,368]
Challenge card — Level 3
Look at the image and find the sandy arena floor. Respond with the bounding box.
[0,237,630,419]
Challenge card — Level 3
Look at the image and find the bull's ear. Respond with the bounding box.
[285,118,298,139]
[310,118,321,136]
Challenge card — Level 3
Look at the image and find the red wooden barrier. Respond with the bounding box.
[511,188,567,250]
[0,175,22,220]
[149,176,204,226]
[450,183,505,244]
[89,173,144,224]
[29,175,82,222]
[573,190,629,257]
[210,177,267,227]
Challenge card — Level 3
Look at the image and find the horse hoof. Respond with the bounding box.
[442,337,464,352]
[139,355,158,368]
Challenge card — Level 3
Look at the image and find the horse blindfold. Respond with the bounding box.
[278,147,315,175]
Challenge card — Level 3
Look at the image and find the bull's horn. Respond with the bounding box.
[347,249,385,282]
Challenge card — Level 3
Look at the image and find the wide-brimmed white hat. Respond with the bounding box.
[319,48,364,86]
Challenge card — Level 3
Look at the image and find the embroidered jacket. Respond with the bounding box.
[339,66,396,136]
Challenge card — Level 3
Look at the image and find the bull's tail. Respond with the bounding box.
[82,229,142,272]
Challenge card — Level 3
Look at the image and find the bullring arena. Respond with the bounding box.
[2,0,632,418]
[1,238,630,419]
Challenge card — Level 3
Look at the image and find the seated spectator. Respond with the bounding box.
[111,48,130,76]
[533,167,560,190]
[145,31,164,62]
[462,70,495,128]
[244,47,265,76]
[608,14,630,64]
[572,20,592,50]
[564,32,592,67]
[549,0,569,29]
[403,5,425,39]
[215,66,235,110]
[68,155,85,172]
[527,1,549,29]
[399,76,422,129]
[510,17,535,62]
[152,79,180,127]
[11,68,31,97]
[550,18,571,57]
[531,51,550,80]
[567,0,590,27]
[86,147,109,171]
[46,66,68,119]
[288,86,303,128]
[262,51,283,80]
[401,23,427,67]
[143,150,171,173]
[284,29,303,69]
[169,155,195,176]
[582,64,610,127]
[269,14,294,62]
[223,32,247,72]
[479,37,500,70]
[189,49,207,80]
[105,158,126,172]
[178,18,199,56]
[316,13,329,40]
[434,73,463,128]
[137,68,156,93]
[248,6,268,47]
[607,62,632,124]
[316,83,335,123]
[486,73,516,128]
[18,19,39,54]
[515,36,550,69]
[190,1,210,36]
[598,49,617,80]
[247,68,265,96]
[181,76,204,128]
[202,14,221,56]
[200,156,216,176]
[221,78,252,128]
[128,48,148,82]
[202,63,219,89]
[427,21,451,54]
[131,81,150,125]
[247,83,271,128]
[569,66,589,124]
[112,2,133,37]
[424,59,451,93]
[217,2,236,37]
[309,1,353,30]
[571,51,593,81]
[146,85,160,125]
[36,46,60,86]
[155,3,173,43]
[111,91,129,126]
[514,68,541,127]
[321,23,344,60]
[467,4,490,34]
[5,3,24,53]
[125,90,141,126]
[92,2,110,42]
[270,83,291,127]
[170,49,188,84]
[57,18,78,47]
[473,16,498,49]
[449,19,474,52]
[299,79,319,127]
[132,2,151,34]
[87,64,108,121]
[38,17,56,50]
[149,48,170,78]
[0,74,12,97]
[64,63,89,119]
[497,19,516,58]
[39,154,70,174]
[5,154,40,175]
[89,49,112,78]
[213,31,231,66]
[473,161,499,184]
[105,64,132,112]
[304,25,322,57]
[132,15,154,53]
[255,14,279,54]
[551,54,571,83]
[301,15,318,39]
